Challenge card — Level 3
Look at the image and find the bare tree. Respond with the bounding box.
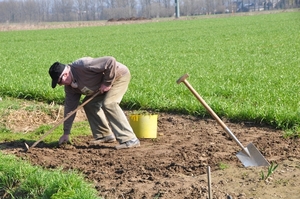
[182,0,206,15]
[35,0,52,22]
[139,0,152,18]
[74,0,85,20]
[0,0,20,23]
[0,0,298,23]
[50,0,74,21]
[84,0,97,20]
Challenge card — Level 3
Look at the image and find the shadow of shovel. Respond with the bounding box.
[177,74,270,167]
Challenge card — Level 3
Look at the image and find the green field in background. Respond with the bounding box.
[0,11,299,130]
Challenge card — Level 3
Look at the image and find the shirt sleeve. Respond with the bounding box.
[63,87,81,135]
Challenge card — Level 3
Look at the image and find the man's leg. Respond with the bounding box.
[83,95,114,140]
[102,73,138,143]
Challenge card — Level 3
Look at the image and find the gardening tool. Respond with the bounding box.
[25,90,101,152]
[177,74,270,167]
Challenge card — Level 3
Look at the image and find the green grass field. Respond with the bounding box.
[1,12,299,131]
[0,12,300,128]
[0,11,299,199]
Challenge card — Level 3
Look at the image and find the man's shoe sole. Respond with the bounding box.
[115,142,140,150]
[89,136,116,145]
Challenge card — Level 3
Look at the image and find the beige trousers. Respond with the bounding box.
[83,72,136,143]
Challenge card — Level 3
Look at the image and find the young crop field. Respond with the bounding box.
[1,11,300,199]
[0,11,299,131]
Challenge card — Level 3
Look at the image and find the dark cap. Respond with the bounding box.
[49,62,66,88]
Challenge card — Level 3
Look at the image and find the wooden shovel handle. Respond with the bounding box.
[29,90,101,150]
[177,74,246,151]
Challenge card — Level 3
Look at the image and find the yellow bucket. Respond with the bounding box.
[129,114,158,138]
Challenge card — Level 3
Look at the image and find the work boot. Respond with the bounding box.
[89,134,116,145]
[115,138,140,150]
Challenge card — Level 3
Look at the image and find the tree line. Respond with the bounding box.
[0,0,299,23]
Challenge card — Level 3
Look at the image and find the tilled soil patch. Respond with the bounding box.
[2,112,300,198]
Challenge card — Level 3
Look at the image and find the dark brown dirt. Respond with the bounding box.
[1,109,300,199]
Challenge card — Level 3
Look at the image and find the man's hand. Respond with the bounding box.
[100,84,112,94]
[58,134,69,145]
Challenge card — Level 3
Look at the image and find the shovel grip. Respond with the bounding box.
[177,74,246,150]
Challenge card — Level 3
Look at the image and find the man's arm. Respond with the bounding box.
[63,88,81,135]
